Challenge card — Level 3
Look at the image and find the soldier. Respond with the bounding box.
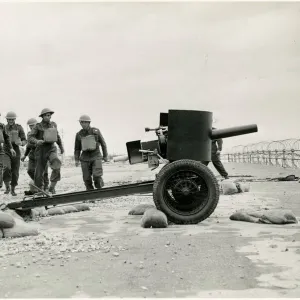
[0,114,16,189]
[28,108,64,194]
[202,127,229,179]
[74,115,108,190]
[2,111,27,196]
[21,118,50,191]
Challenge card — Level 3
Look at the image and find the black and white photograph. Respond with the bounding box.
[0,1,299,298]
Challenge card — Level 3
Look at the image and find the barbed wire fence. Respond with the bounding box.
[221,138,300,169]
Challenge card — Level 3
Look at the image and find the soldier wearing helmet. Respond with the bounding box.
[21,117,50,192]
[28,108,64,194]
[2,111,27,196]
[74,114,108,190]
[0,113,16,189]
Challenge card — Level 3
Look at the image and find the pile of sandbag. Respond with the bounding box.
[0,210,39,238]
[220,179,250,195]
[128,203,168,228]
[230,208,298,225]
[0,203,91,239]
[32,203,90,218]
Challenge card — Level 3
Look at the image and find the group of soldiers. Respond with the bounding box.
[0,108,108,196]
[0,107,228,197]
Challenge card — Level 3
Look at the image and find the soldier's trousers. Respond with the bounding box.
[2,153,21,187]
[34,144,61,188]
[28,157,49,188]
[80,157,104,190]
[202,159,228,177]
[0,152,3,188]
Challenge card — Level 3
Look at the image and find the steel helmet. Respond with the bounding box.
[27,118,38,126]
[39,108,54,117]
[5,111,17,119]
[79,114,91,122]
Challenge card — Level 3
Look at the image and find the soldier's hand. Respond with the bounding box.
[10,149,16,157]
[75,161,80,167]
[216,150,221,155]
[21,156,26,162]
[60,148,65,155]
[37,140,44,146]
[103,157,109,163]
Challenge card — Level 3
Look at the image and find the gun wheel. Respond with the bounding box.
[153,159,219,224]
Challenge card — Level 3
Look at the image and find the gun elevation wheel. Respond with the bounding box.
[153,159,220,224]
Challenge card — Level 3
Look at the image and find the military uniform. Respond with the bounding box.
[202,137,229,178]
[23,132,49,189]
[0,123,13,189]
[3,123,26,191]
[74,127,108,190]
[28,120,64,190]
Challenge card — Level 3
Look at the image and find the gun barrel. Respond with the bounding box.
[211,124,258,140]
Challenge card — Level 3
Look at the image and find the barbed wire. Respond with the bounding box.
[221,138,300,169]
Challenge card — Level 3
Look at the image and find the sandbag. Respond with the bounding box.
[239,182,250,192]
[141,208,168,228]
[0,211,16,229]
[31,207,48,218]
[47,207,65,216]
[229,211,260,223]
[74,203,90,211]
[259,209,298,224]
[128,204,155,215]
[2,218,39,238]
[230,209,298,225]
[81,135,97,151]
[43,128,58,143]
[221,180,238,195]
[9,130,21,145]
[61,205,78,214]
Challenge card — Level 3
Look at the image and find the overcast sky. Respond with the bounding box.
[0,2,299,155]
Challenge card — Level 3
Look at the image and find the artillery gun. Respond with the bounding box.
[2,109,257,224]
[124,109,257,224]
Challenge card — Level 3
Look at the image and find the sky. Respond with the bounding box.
[0,2,299,156]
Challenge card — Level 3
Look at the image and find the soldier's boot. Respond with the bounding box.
[4,182,10,194]
[83,181,95,203]
[94,176,104,189]
[11,185,17,196]
[48,182,57,194]
[44,184,49,193]
[85,184,94,191]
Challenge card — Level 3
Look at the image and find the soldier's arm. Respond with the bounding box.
[18,125,27,141]
[217,138,223,151]
[28,124,39,144]
[53,122,64,152]
[24,145,31,157]
[2,126,13,150]
[74,133,81,161]
[96,128,108,159]
[18,125,27,146]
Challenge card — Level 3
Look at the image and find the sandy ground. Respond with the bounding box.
[0,161,300,298]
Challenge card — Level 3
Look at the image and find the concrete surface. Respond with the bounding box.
[0,162,300,298]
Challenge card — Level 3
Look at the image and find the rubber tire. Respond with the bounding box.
[153,159,220,224]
